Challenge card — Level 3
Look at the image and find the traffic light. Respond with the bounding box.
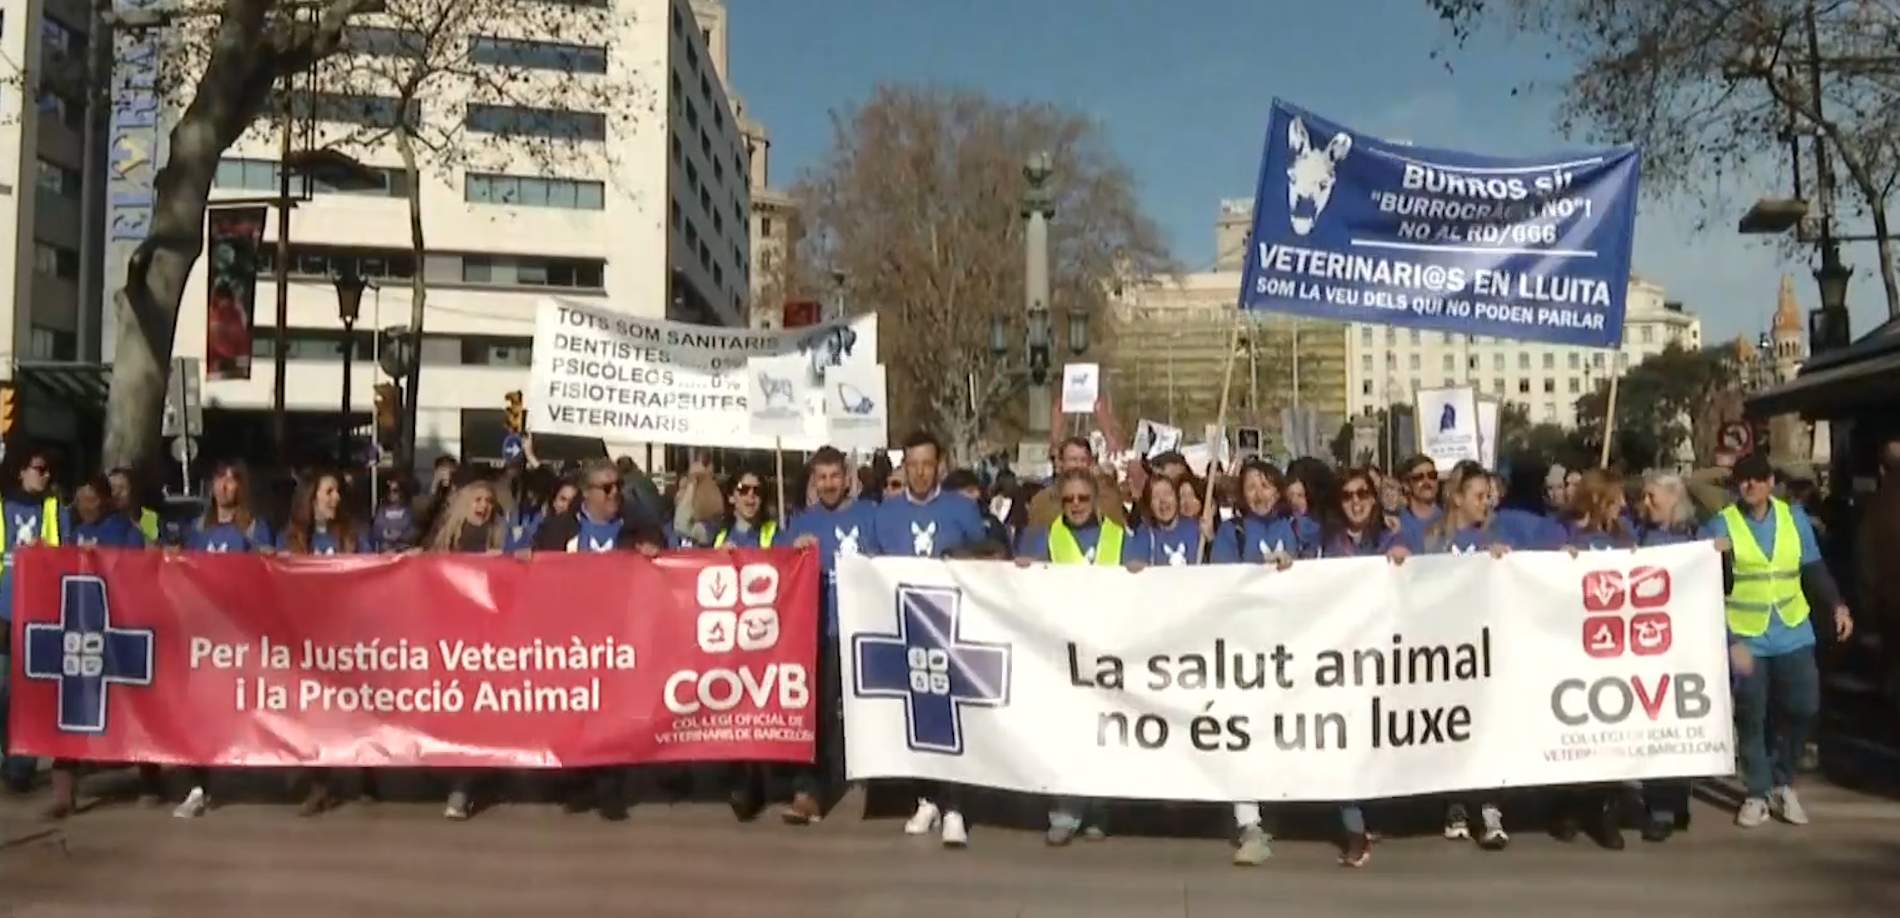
[503,390,524,434]
[1,383,16,439]
[373,383,401,440]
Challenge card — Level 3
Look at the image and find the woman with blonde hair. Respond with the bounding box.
[1553,468,1637,850]
[429,480,505,554]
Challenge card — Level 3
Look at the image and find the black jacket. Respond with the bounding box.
[532,511,665,553]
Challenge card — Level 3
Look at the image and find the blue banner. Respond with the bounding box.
[1239,100,1640,348]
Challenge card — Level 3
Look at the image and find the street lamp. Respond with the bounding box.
[1066,308,1089,356]
[332,264,368,465]
[1022,151,1056,433]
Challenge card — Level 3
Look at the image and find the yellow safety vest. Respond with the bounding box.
[137,508,159,543]
[1050,517,1124,566]
[714,520,776,548]
[1720,499,1810,638]
[1,495,63,568]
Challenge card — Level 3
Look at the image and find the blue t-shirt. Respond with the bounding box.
[71,513,146,549]
[1402,518,1519,555]
[187,516,273,553]
[0,496,58,622]
[1701,501,1823,657]
[1637,524,1694,547]
[503,509,545,553]
[1209,512,1298,564]
[1019,520,1112,563]
[1127,517,1203,567]
[1565,522,1636,552]
[1397,504,1444,547]
[1319,526,1397,559]
[872,490,988,559]
[372,504,418,552]
[1495,508,1565,550]
[567,510,629,553]
[274,525,368,555]
[785,499,882,636]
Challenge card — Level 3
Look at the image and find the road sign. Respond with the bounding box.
[170,436,199,465]
[163,358,204,438]
[502,433,524,462]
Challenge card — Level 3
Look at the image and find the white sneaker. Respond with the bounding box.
[1442,804,1470,840]
[1736,797,1770,828]
[903,799,940,836]
[940,810,968,848]
[444,791,471,821]
[1770,786,1809,825]
[1477,804,1509,850]
[171,786,208,819]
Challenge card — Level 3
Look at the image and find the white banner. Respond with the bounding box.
[528,296,879,450]
[838,543,1733,802]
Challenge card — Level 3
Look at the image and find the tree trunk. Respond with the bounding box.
[396,129,427,473]
[1871,205,1900,321]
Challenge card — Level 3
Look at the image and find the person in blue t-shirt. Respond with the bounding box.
[1209,459,1298,567]
[503,470,573,553]
[783,447,881,825]
[879,430,989,850]
[1701,452,1852,831]
[67,475,145,549]
[1126,475,1205,567]
[371,476,420,552]
[1623,470,1703,841]
[274,470,370,816]
[184,461,273,555]
[1284,457,1334,558]
[1394,455,1444,546]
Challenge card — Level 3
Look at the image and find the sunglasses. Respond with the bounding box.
[1409,471,1438,483]
[885,479,904,490]
[589,480,620,494]
[1341,487,1374,501]
[26,463,49,474]
[1061,493,1093,505]
[734,483,761,496]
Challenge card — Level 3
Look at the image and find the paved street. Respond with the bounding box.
[3,775,1897,918]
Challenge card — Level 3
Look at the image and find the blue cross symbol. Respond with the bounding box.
[853,584,1010,755]
[22,575,155,734]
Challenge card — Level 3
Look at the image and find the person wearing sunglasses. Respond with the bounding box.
[1394,454,1443,547]
[713,470,777,549]
[1015,468,1127,845]
[0,447,65,793]
[1701,451,1852,830]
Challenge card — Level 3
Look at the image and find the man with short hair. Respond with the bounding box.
[530,458,664,821]
[782,447,882,824]
[872,430,990,847]
[1704,452,1853,828]
[1395,454,1442,545]
[1150,451,1189,484]
[1026,437,1127,532]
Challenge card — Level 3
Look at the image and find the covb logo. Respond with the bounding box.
[1553,565,1709,727]
[667,563,807,715]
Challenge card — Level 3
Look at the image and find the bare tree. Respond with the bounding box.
[101,0,386,470]
[1429,0,1900,319]
[278,0,652,466]
[795,85,1168,463]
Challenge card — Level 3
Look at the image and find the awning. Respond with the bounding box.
[1748,319,1900,418]
[13,361,112,416]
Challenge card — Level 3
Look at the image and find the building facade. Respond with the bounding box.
[1344,275,1702,428]
[164,0,750,468]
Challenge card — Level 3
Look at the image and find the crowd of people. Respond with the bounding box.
[0,424,1888,870]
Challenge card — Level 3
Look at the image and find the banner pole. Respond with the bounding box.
[774,437,787,527]
[1201,313,1245,533]
[1598,367,1620,469]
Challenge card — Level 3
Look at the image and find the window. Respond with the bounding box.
[1385,328,1396,345]
[251,332,373,361]
[215,157,408,197]
[1641,325,1655,344]
[29,326,78,361]
[1543,378,1556,394]
[670,71,681,106]
[714,105,723,131]
[35,159,81,200]
[1517,379,1531,394]
[1618,352,1630,369]
[761,216,773,237]
[258,245,417,282]
[1362,380,1373,396]
[685,98,699,129]
[700,129,711,159]
[1568,378,1580,394]
[699,186,710,211]
[1360,327,1373,345]
[470,36,608,74]
[685,160,699,192]
[1493,378,1505,394]
[1592,352,1605,368]
[671,134,682,166]
[1492,353,1504,371]
[686,42,698,73]
[1543,402,1557,421]
[1542,352,1555,370]
[713,156,723,186]
[294,92,418,128]
[465,173,606,210]
[712,211,723,236]
[1443,378,1456,388]
[1442,354,1454,372]
[459,336,534,366]
[1468,355,1479,371]
[459,254,604,289]
[1567,352,1580,370]
[1409,329,1421,344]
[1385,353,1396,368]
[672,4,682,35]
[1518,353,1530,370]
[1361,354,1373,371]
[670,198,681,230]
[1408,353,1420,371]
[344,26,424,58]
[33,241,79,280]
[700,73,711,101]
[467,103,606,141]
[36,91,85,132]
[40,18,84,64]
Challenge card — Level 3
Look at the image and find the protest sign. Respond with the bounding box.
[746,353,813,439]
[528,296,877,450]
[1239,99,1640,347]
[1415,385,1482,467]
[1060,363,1100,414]
[824,362,889,452]
[838,543,1731,801]
[9,547,820,768]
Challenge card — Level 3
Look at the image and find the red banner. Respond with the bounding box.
[7,547,819,768]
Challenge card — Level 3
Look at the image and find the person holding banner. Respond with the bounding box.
[427,479,507,820]
[1025,437,1127,533]
[784,447,881,825]
[876,430,990,848]
[1285,458,1333,557]
[108,467,161,544]
[274,471,371,816]
[1631,471,1701,841]
[1209,459,1298,567]
[713,470,778,549]
[1126,475,1203,567]
[373,476,421,552]
[1013,468,1127,844]
[1702,452,1853,829]
[168,460,273,819]
[1395,456,1443,545]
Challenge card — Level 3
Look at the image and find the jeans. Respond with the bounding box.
[1735,647,1820,799]
[791,638,844,802]
[0,651,39,786]
[1233,801,1361,835]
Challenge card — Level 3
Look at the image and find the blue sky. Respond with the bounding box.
[725,0,1891,345]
